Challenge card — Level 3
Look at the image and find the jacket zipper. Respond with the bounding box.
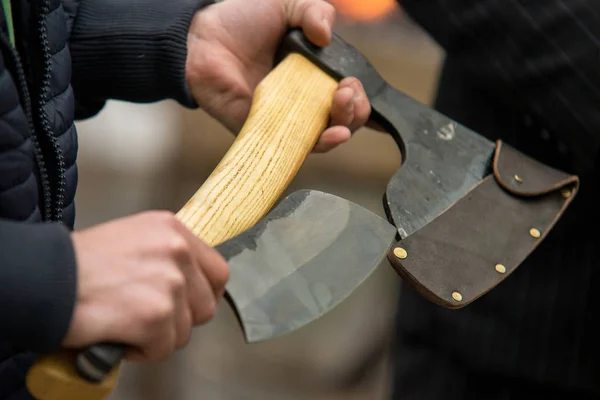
[0,30,52,221]
[35,0,66,222]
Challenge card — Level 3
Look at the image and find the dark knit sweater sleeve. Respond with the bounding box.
[0,219,77,353]
[68,0,215,117]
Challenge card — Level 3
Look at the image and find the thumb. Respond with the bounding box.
[285,0,336,47]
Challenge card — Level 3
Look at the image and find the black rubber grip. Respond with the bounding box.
[75,343,126,383]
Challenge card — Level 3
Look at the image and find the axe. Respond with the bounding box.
[26,29,579,400]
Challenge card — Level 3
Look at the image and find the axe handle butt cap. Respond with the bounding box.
[26,350,119,400]
[176,52,339,246]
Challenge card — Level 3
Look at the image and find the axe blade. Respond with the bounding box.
[66,190,397,388]
[279,29,496,239]
[277,29,578,309]
[217,189,397,343]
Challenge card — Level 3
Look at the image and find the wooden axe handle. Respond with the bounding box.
[25,52,338,400]
[175,52,338,246]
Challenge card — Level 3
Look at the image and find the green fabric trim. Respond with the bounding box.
[2,0,15,47]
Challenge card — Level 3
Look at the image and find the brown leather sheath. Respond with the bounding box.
[387,140,580,309]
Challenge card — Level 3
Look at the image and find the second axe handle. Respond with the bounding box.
[25,52,339,400]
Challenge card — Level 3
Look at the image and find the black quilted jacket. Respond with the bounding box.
[0,0,210,398]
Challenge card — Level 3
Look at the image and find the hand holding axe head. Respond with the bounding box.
[25,29,579,400]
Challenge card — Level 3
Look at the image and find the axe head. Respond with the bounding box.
[277,30,580,308]
[218,189,397,343]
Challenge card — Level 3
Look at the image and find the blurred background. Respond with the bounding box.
[74,2,445,399]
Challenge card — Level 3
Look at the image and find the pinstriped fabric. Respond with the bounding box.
[399,0,600,173]
[392,0,600,398]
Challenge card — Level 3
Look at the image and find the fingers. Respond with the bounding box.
[330,85,356,128]
[174,282,193,350]
[285,2,371,153]
[184,262,219,325]
[172,220,229,325]
[68,211,230,365]
[313,126,350,153]
[126,325,178,363]
[125,290,181,363]
[313,77,371,152]
[125,257,202,362]
[177,223,230,299]
[285,0,336,47]
[330,78,371,131]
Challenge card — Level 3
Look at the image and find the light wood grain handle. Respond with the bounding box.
[25,52,338,400]
[176,53,338,246]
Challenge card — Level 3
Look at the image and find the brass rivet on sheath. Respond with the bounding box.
[530,228,541,238]
[394,247,408,259]
[495,264,506,274]
[561,188,572,198]
[452,292,463,302]
[514,175,524,183]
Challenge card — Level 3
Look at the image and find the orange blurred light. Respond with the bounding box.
[329,0,398,22]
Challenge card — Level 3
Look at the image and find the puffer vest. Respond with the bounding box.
[0,0,78,396]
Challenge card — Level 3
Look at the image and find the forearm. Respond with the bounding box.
[398,0,600,170]
[68,0,215,118]
[0,219,77,353]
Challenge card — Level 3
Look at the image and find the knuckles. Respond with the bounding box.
[141,296,176,328]
[145,333,177,363]
[213,261,231,291]
[163,268,186,295]
[145,210,184,232]
[154,298,176,323]
[193,299,217,325]
[141,209,177,223]
[176,310,194,349]
[164,235,190,260]
[129,209,225,334]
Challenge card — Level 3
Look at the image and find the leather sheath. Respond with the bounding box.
[387,140,580,308]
